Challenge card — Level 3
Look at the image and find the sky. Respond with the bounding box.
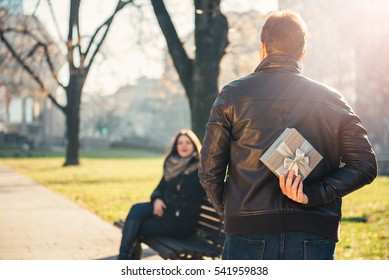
[22,0,278,96]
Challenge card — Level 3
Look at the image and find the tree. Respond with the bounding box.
[0,0,133,166]
[150,0,228,139]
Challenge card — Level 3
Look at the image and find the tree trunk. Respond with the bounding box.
[151,0,228,140]
[63,75,84,166]
[189,63,220,141]
[189,0,228,140]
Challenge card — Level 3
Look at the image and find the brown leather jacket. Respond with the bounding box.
[199,54,377,240]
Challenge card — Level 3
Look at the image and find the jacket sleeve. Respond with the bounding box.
[198,93,231,217]
[304,110,378,207]
[150,176,166,202]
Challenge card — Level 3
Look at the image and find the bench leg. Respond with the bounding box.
[118,219,141,260]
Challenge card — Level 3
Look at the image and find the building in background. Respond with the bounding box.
[78,94,112,149]
[105,77,190,150]
[0,6,65,149]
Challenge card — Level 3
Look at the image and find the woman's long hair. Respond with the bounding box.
[164,129,202,161]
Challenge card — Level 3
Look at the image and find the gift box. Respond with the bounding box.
[260,128,323,181]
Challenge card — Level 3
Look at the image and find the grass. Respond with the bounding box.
[337,176,389,259]
[0,146,164,159]
[0,149,165,223]
[0,150,388,260]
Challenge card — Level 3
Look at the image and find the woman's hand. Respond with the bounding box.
[279,171,308,205]
[153,198,166,217]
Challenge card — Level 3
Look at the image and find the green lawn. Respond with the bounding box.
[1,150,388,260]
[0,149,165,223]
[336,176,389,259]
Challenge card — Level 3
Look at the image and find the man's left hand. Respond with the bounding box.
[279,171,308,205]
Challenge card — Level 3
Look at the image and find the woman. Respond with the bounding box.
[118,129,205,260]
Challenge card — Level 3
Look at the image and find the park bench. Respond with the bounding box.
[114,197,225,260]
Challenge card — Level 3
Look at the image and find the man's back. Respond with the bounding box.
[200,53,376,241]
[199,11,377,260]
[223,55,353,190]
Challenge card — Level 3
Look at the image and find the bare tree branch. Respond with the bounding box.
[0,31,45,90]
[76,4,82,66]
[67,0,81,70]
[1,27,47,45]
[47,0,65,42]
[0,30,66,112]
[83,0,133,73]
[24,41,43,59]
[41,43,66,89]
[2,27,66,90]
[150,0,193,91]
[47,93,66,114]
[32,0,42,16]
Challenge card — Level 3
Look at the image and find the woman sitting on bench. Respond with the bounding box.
[118,129,205,260]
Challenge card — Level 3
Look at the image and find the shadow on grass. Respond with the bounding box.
[341,216,368,223]
[342,208,387,224]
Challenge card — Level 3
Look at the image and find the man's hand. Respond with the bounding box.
[153,198,166,217]
[279,171,308,205]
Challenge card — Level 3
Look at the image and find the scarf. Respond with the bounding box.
[163,153,199,182]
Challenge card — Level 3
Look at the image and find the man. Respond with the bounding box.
[199,10,377,260]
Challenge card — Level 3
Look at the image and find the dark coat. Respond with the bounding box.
[150,157,205,237]
[199,54,377,240]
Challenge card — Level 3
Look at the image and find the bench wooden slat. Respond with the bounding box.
[197,220,221,232]
[198,216,223,229]
[199,212,222,223]
[200,204,220,214]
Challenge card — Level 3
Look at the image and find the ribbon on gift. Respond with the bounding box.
[283,148,309,174]
[275,140,313,179]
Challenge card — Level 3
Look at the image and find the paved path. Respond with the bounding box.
[0,162,161,260]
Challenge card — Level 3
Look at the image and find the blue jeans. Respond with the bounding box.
[222,232,336,260]
[125,202,172,238]
[118,202,172,259]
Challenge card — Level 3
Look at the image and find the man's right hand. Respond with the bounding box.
[153,198,166,217]
[279,171,308,205]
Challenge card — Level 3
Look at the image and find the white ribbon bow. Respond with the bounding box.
[283,148,310,175]
[275,141,312,178]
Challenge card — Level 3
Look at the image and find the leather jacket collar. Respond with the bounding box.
[254,54,301,73]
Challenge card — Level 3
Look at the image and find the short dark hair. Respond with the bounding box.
[261,10,308,59]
